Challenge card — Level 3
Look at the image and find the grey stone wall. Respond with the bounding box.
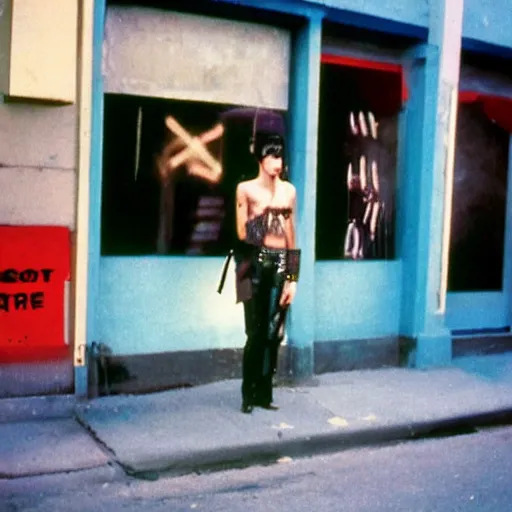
[104,6,291,109]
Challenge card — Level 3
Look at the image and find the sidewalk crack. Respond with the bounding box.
[73,413,128,475]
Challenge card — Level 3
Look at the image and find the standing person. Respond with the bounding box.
[234,131,300,414]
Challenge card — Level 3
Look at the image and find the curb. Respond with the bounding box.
[0,395,78,424]
[118,407,512,479]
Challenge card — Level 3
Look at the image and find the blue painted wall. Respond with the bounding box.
[462,0,512,51]
[315,262,402,341]
[287,15,322,359]
[88,0,106,350]
[98,257,245,355]
[317,0,427,27]
[446,292,509,331]
[217,0,512,51]
[398,54,428,336]
[97,258,403,354]
[214,0,427,27]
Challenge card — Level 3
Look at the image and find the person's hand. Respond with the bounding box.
[280,280,297,307]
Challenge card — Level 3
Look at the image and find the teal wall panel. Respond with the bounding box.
[463,0,512,51]
[97,257,245,355]
[314,261,402,341]
[446,292,509,331]
[318,0,428,30]
[214,0,512,50]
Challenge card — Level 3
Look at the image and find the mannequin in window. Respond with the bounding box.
[344,110,382,259]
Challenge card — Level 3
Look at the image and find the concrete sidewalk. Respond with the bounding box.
[2,354,512,480]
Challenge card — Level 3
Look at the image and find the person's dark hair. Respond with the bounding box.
[253,132,284,162]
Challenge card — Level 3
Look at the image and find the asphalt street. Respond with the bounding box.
[2,425,512,511]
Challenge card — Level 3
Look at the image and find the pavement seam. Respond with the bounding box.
[72,412,130,476]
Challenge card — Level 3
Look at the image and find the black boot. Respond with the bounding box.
[241,400,254,414]
[256,401,279,411]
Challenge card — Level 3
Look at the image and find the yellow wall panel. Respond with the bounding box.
[0,0,78,102]
[0,0,13,93]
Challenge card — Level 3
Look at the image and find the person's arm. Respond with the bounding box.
[235,183,248,241]
[281,185,298,307]
[288,186,297,249]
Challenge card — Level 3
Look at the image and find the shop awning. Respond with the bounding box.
[321,54,408,114]
[459,91,512,133]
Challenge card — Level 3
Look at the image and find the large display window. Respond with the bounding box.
[101,95,287,256]
[316,55,404,260]
[448,93,511,291]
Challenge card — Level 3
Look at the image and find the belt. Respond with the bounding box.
[217,247,287,295]
[257,247,286,263]
[256,248,287,276]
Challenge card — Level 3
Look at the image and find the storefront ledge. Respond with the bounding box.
[88,348,244,398]
[452,333,512,358]
[398,332,512,367]
[276,344,315,386]
[313,336,400,374]
[89,345,315,397]
[399,335,416,367]
[89,338,406,396]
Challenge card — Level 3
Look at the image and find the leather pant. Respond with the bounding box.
[242,249,288,406]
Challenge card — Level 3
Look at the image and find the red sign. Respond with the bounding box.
[0,226,70,362]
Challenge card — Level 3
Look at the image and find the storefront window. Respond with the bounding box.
[315,57,403,261]
[101,94,287,256]
[448,97,510,291]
